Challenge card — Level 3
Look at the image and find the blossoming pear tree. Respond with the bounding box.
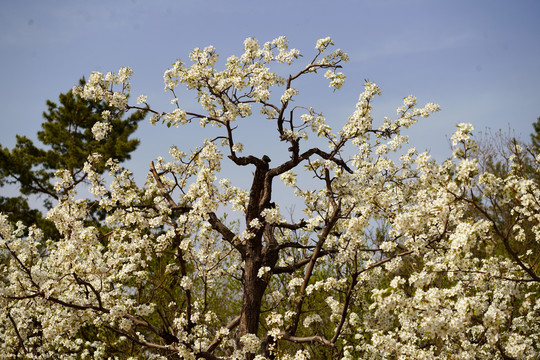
[1,37,538,359]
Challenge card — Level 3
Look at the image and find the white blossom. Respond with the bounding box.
[1,36,538,360]
[91,121,112,141]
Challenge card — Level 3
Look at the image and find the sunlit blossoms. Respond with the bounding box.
[1,36,538,360]
[91,121,112,141]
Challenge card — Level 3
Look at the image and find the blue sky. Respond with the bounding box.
[1,0,539,188]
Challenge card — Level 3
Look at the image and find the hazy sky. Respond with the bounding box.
[1,0,539,188]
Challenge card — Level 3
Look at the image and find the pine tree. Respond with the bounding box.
[531,116,540,152]
[0,78,146,238]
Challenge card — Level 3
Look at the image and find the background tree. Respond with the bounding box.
[0,37,538,360]
[475,123,540,274]
[0,78,146,238]
[530,116,540,153]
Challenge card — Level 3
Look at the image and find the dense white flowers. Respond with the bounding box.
[315,37,332,52]
[73,67,133,109]
[91,121,112,141]
[240,333,261,354]
[165,108,188,127]
[1,36,538,360]
[280,87,299,103]
[324,70,346,89]
[452,122,475,145]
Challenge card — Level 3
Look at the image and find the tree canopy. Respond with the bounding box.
[0,78,145,238]
[0,37,538,360]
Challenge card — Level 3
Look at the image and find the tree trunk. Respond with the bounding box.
[238,253,266,336]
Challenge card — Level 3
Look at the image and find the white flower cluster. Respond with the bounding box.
[91,121,112,141]
[73,67,133,109]
[1,36,538,360]
[280,87,299,103]
[324,69,346,89]
[240,333,261,354]
[341,82,381,138]
[315,37,333,52]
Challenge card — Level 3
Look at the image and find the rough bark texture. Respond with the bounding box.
[237,158,271,338]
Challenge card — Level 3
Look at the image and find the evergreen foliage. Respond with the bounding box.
[0,78,146,238]
[531,116,540,152]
